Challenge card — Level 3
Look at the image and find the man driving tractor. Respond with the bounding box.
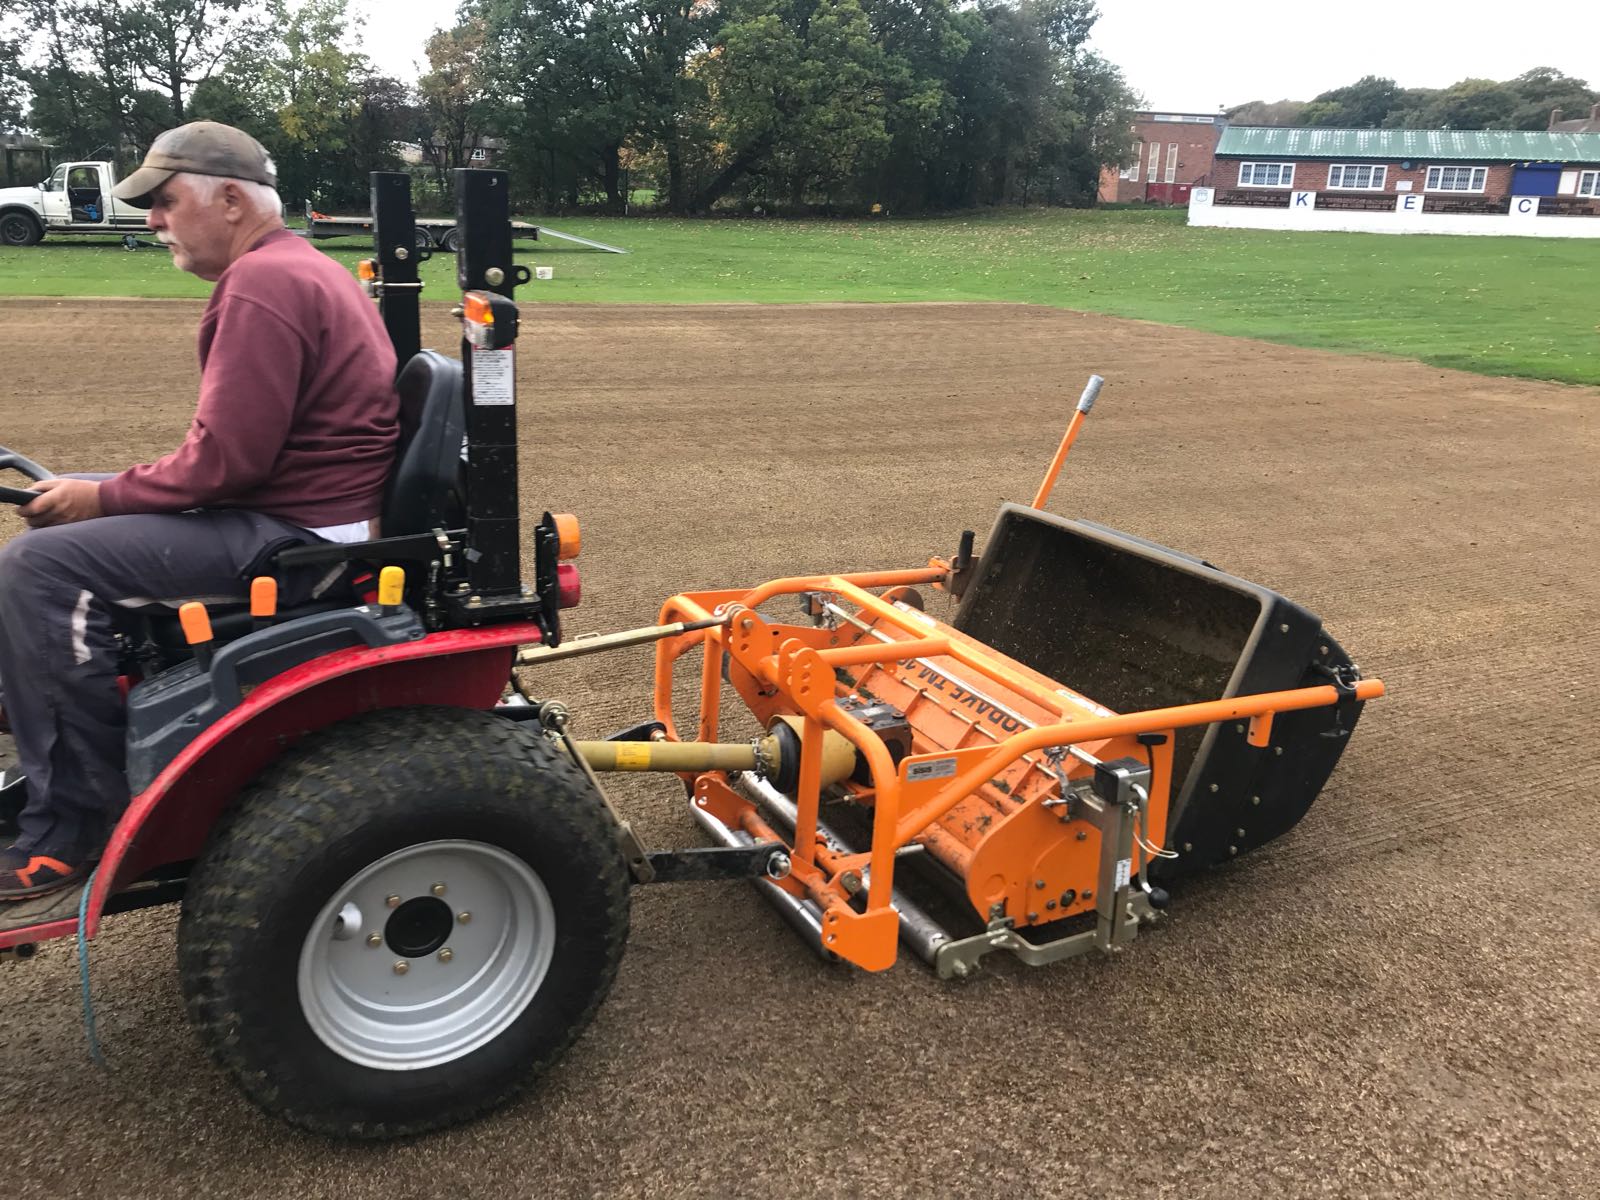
[0,121,400,899]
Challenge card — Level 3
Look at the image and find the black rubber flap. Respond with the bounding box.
[953,505,1365,881]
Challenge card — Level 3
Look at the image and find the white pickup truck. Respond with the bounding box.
[0,160,151,246]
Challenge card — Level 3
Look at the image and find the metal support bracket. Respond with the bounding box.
[642,843,791,884]
[1083,756,1153,950]
[933,892,1157,981]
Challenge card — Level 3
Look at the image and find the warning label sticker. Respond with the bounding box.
[614,742,652,769]
[470,347,515,405]
[1115,858,1132,889]
[906,757,957,782]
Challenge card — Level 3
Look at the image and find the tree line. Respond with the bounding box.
[1228,69,1597,132]
[0,0,1138,214]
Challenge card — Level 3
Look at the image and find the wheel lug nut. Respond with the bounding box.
[393,960,409,975]
[386,894,401,908]
[438,947,453,963]
[366,933,382,948]
[430,882,447,897]
[457,911,471,924]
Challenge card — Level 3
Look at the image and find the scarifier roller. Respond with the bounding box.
[641,377,1383,977]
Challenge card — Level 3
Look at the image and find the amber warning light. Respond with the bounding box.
[460,290,520,350]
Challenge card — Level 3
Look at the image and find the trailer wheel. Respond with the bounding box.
[0,212,43,247]
[440,227,462,253]
[414,227,434,250]
[177,706,630,1139]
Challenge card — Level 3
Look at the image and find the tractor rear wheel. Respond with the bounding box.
[177,706,630,1139]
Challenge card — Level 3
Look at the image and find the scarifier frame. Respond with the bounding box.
[653,563,1383,975]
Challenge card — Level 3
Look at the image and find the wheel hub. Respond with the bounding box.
[384,896,453,958]
[297,839,556,1070]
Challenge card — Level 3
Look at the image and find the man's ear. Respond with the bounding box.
[219,180,246,222]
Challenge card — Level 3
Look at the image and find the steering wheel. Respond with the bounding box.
[0,446,56,506]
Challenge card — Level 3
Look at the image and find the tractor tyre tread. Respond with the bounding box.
[177,706,630,1140]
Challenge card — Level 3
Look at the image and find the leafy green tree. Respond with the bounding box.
[463,0,607,208]
[920,0,1130,210]
[122,0,268,122]
[1505,67,1596,130]
[447,0,1135,212]
[1055,50,1136,205]
[855,0,968,210]
[698,0,890,210]
[472,0,682,211]
[1236,69,1597,134]
[12,0,150,154]
[347,74,415,180]
[1,13,28,131]
[1376,87,1439,128]
[189,0,402,208]
[1300,75,1402,127]
[5,0,213,154]
[417,19,492,196]
[634,0,720,211]
[1226,99,1306,126]
[1418,77,1518,129]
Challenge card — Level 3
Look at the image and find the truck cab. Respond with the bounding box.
[0,161,150,245]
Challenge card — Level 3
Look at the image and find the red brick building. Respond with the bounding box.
[1098,111,1225,205]
[1210,127,1600,203]
[1549,103,1600,134]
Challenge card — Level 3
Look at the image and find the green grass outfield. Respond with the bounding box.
[3,208,1596,386]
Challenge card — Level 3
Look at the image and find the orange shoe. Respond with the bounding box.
[0,847,87,900]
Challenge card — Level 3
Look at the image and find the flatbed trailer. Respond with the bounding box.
[304,203,627,254]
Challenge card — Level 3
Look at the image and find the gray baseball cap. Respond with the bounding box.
[112,121,278,208]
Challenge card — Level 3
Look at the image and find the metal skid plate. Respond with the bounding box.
[934,892,1161,980]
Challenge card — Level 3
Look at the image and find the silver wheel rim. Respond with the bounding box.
[297,839,555,1070]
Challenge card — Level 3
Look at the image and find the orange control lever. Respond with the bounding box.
[179,601,215,671]
[251,577,278,632]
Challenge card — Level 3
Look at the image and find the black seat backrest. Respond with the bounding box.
[383,351,465,537]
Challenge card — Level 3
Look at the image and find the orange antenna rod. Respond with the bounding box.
[1031,374,1104,511]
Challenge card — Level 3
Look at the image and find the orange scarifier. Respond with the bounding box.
[644,376,1384,977]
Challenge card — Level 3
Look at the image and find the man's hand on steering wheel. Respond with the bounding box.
[20,479,104,528]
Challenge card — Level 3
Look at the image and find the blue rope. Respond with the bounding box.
[76,866,106,1068]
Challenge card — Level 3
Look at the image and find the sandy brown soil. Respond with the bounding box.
[0,298,1596,1198]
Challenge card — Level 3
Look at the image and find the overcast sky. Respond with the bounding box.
[351,0,1599,116]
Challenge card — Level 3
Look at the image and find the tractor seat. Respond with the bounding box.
[381,349,466,538]
[139,351,465,653]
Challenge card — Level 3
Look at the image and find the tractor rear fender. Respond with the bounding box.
[85,621,542,936]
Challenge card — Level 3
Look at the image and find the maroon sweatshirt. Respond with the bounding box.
[99,229,399,527]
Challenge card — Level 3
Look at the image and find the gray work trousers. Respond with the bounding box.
[0,507,321,860]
